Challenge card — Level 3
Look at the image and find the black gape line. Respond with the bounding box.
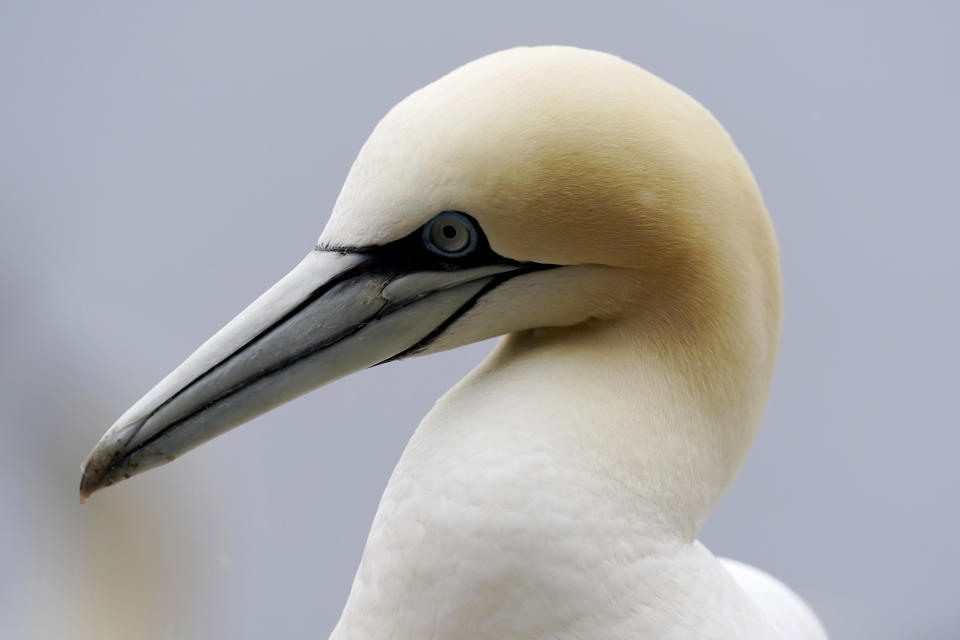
[99,212,557,473]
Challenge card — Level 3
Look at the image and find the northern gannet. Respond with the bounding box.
[80,46,827,639]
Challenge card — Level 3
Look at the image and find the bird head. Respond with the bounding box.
[80,46,779,501]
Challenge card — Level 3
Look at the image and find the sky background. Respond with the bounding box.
[1,2,957,638]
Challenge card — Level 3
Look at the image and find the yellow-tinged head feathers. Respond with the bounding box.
[323,46,770,275]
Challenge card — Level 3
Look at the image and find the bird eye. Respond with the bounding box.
[422,212,477,257]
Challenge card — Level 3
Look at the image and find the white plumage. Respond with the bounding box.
[82,46,827,639]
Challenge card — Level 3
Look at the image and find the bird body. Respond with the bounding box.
[81,46,827,638]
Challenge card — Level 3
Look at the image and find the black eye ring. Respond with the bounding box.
[422,211,478,257]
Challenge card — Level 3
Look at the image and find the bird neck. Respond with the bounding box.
[410,295,777,541]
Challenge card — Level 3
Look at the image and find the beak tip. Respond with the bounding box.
[78,467,97,504]
[79,416,145,503]
[78,455,110,504]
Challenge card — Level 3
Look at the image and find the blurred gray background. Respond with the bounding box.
[1,2,957,638]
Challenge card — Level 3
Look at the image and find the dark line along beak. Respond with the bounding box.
[79,248,542,501]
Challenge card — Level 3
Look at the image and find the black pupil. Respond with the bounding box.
[442,224,457,239]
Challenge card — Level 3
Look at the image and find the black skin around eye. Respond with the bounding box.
[322,212,509,271]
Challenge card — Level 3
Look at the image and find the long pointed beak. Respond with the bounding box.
[79,249,521,501]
